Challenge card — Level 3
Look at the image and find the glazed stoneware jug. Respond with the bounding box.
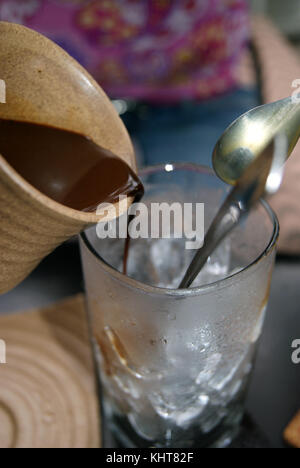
[0,22,136,294]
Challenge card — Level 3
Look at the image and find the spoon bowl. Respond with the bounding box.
[213,96,300,185]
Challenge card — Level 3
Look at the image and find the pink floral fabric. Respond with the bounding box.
[0,0,249,102]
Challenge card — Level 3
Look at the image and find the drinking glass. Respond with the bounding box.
[79,164,278,448]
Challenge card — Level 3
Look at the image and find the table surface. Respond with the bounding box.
[0,240,299,449]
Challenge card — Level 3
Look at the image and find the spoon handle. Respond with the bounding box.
[179,135,287,289]
[179,196,243,289]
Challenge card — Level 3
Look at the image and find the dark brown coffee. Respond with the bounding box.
[0,119,143,212]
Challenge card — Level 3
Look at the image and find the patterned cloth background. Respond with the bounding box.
[0,0,249,102]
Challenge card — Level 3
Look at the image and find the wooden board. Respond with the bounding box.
[0,294,100,448]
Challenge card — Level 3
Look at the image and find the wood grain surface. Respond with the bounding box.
[0,294,100,448]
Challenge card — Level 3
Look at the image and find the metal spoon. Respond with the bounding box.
[213,96,300,185]
[179,134,288,289]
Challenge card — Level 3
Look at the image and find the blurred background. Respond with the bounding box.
[251,0,300,38]
[0,0,299,448]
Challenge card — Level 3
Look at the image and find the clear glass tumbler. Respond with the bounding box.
[79,164,278,448]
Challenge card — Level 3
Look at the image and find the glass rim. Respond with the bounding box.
[80,163,279,297]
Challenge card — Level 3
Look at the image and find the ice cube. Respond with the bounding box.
[149,383,209,429]
[209,344,253,392]
[128,411,164,442]
[125,238,187,288]
[195,353,222,385]
[172,395,209,429]
[200,404,228,434]
[191,237,232,287]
